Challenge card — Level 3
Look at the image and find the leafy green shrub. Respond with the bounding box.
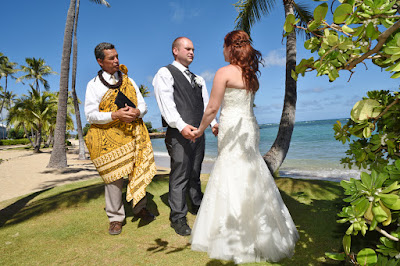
[0,138,30,146]
[284,0,400,263]
[7,128,25,139]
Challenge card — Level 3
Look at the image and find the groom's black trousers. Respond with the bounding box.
[165,127,204,223]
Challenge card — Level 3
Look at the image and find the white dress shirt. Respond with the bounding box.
[153,61,217,132]
[85,71,147,124]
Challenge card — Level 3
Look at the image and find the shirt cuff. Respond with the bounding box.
[210,119,217,128]
[176,120,188,133]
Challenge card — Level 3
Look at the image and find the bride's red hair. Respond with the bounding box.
[224,30,263,93]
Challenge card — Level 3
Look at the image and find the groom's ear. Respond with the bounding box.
[172,47,178,57]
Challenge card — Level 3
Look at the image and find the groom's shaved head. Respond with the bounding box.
[172,37,190,56]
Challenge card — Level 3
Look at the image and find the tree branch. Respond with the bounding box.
[366,219,400,241]
[346,19,400,70]
[373,98,400,125]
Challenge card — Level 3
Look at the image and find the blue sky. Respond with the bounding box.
[2,0,399,129]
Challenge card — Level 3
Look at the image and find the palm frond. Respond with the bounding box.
[293,2,313,40]
[89,0,110,7]
[234,0,277,36]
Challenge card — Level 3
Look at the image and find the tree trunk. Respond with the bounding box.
[263,2,297,175]
[45,131,53,147]
[34,126,42,153]
[0,76,8,118]
[47,0,76,168]
[71,0,86,160]
[23,124,35,148]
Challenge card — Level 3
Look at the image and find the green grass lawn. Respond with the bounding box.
[0,170,347,265]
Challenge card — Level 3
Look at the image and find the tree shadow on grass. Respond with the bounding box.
[0,188,52,227]
[147,238,191,254]
[0,182,104,228]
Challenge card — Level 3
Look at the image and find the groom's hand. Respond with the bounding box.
[181,125,197,140]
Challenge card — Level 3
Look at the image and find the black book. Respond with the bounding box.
[114,90,136,109]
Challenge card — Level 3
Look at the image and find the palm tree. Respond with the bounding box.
[71,0,85,160]
[234,0,312,174]
[7,87,58,153]
[48,0,110,168]
[0,53,19,117]
[139,85,151,98]
[18,57,56,94]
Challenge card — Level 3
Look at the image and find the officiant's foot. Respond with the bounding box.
[134,208,156,223]
[171,217,191,236]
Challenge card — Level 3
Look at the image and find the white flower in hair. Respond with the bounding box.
[194,76,203,88]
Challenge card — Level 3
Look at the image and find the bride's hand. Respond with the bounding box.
[191,129,203,142]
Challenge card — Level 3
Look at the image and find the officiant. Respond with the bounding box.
[84,42,157,236]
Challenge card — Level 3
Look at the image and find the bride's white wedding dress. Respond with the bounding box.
[191,88,299,264]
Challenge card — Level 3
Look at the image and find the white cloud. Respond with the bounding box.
[263,49,286,68]
[169,2,200,23]
[169,2,184,23]
[200,70,215,82]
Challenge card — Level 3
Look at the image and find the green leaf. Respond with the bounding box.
[390,72,400,79]
[314,3,329,21]
[366,22,377,39]
[342,25,354,34]
[355,197,369,215]
[363,127,372,138]
[343,235,351,255]
[357,248,377,265]
[334,4,353,24]
[372,204,388,222]
[395,160,400,170]
[284,14,296,33]
[351,99,381,122]
[360,172,373,190]
[327,35,339,46]
[379,193,399,206]
[308,20,321,32]
[291,70,298,81]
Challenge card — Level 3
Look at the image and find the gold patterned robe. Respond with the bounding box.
[85,65,156,205]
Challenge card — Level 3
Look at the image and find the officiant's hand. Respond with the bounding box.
[111,105,138,123]
[181,125,197,140]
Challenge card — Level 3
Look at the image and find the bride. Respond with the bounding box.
[189,30,299,264]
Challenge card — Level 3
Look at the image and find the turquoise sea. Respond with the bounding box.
[151,118,362,182]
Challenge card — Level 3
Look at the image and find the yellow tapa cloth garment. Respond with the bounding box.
[85,65,156,205]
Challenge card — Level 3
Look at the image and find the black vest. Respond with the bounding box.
[162,64,204,128]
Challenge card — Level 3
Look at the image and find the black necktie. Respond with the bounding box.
[184,69,195,88]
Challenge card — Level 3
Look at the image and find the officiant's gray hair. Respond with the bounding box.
[95,42,115,60]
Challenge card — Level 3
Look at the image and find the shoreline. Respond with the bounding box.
[0,139,359,203]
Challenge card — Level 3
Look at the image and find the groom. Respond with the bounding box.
[153,37,217,236]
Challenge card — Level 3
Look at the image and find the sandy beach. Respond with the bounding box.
[0,140,176,203]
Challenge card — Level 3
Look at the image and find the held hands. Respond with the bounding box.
[212,123,219,136]
[181,125,198,140]
[111,104,140,123]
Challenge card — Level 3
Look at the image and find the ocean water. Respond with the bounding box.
[151,118,362,182]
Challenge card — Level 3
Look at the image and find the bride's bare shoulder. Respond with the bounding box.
[217,64,241,75]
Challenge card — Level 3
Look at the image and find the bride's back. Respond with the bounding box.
[224,65,246,91]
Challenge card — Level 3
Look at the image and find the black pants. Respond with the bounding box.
[165,127,204,222]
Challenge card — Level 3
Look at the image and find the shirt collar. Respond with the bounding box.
[172,61,189,73]
[102,71,118,81]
